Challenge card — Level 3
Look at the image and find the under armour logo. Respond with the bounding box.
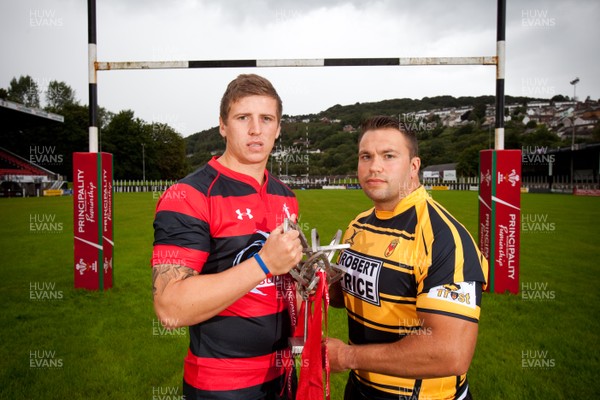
[236,208,253,220]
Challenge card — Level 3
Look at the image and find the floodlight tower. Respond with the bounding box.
[569,77,579,188]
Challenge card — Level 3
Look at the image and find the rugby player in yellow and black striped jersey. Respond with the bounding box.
[328,116,488,400]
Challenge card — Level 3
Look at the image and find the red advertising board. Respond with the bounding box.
[479,150,521,294]
[101,153,114,288]
[73,152,113,290]
[573,188,600,196]
[478,151,493,266]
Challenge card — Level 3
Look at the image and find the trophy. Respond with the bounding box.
[284,218,350,354]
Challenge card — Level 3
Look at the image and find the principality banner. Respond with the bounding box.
[479,150,521,294]
[73,152,113,290]
[101,153,114,288]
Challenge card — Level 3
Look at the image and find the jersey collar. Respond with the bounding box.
[208,156,268,192]
[374,185,428,220]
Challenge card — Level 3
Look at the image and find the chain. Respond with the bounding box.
[284,218,349,301]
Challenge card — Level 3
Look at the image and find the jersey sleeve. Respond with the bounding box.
[151,182,210,272]
[415,202,487,322]
[417,281,482,322]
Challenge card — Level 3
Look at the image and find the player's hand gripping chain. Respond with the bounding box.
[284,218,350,354]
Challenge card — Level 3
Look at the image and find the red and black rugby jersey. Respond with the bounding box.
[152,156,298,396]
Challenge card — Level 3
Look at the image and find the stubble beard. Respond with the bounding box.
[364,186,395,209]
[364,180,418,209]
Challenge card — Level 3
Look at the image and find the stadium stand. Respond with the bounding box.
[0,99,65,197]
[0,147,63,197]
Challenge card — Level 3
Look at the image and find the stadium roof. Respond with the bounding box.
[0,99,64,132]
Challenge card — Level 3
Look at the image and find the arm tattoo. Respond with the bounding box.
[152,264,197,297]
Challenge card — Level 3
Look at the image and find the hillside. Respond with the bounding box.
[185,95,598,177]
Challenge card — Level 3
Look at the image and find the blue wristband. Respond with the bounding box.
[253,253,272,278]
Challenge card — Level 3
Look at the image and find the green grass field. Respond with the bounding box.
[0,190,598,399]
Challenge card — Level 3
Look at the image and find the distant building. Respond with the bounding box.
[422,163,458,182]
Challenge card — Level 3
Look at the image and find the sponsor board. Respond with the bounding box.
[479,150,521,294]
[73,153,113,290]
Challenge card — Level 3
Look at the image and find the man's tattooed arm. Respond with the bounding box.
[152,264,198,297]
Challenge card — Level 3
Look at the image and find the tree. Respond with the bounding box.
[457,144,484,177]
[45,80,76,110]
[454,123,474,137]
[7,75,40,107]
[470,102,487,123]
[40,102,89,180]
[420,139,449,168]
[521,125,561,148]
[592,123,600,142]
[102,110,189,180]
[149,123,189,180]
[512,106,525,117]
[102,110,149,180]
[550,94,568,103]
[525,120,538,129]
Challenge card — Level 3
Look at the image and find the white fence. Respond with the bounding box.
[113,180,177,193]
[113,174,598,193]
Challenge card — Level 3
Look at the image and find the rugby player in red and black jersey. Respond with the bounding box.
[152,74,304,400]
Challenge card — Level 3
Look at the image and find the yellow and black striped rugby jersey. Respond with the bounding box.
[339,185,488,399]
